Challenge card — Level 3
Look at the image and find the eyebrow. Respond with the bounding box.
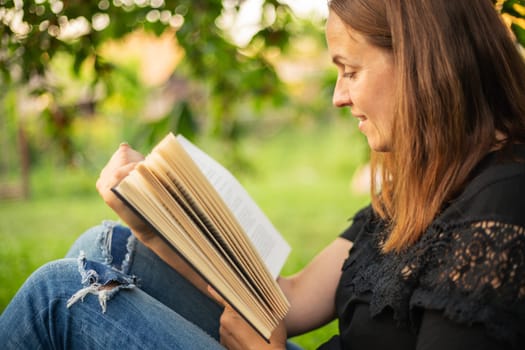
[331,55,359,69]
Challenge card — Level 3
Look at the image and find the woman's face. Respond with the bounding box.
[326,11,396,152]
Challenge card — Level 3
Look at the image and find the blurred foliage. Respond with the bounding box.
[0,0,310,166]
[0,0,524,170]
[495,0,525,45]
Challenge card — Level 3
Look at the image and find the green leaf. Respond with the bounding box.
[511,22,525,46]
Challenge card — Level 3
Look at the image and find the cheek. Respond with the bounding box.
[380,92,396,129]
[367,89,396,147]
[371,81,395,126]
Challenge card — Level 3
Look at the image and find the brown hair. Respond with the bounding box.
[329,0,525,252]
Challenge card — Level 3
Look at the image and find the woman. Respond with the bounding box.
[1,0,524,349]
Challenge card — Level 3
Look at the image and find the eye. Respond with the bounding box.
[342,71,356,79]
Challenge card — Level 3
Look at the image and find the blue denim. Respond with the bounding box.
[0,221,304,350]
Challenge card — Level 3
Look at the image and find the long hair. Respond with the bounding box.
[329,0,525,252]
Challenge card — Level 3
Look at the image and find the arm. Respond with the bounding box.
[279,237,353,336]
[96,143,210,295]
[211,237,353,350]
[99,144,354,349]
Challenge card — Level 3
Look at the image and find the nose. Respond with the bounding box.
[332,76,352,108]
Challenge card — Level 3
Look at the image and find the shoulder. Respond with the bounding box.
[339,205,377,242]
[412,148,525,346]
[442,146,525,226]
[413,167,525,347]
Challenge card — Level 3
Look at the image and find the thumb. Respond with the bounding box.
[207,285,227,307]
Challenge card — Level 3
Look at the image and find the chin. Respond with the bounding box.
[367,140,391,153]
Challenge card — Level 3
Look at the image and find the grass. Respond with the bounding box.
[0,121,369,348]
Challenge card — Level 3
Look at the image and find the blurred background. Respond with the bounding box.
[1,0,524,347]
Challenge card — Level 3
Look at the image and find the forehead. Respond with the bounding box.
[326,11,393,67]
[326,11,367,55]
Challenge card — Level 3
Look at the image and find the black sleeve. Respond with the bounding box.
[408,217,525,349]
[339,205,372,242]
[416,309,509,350]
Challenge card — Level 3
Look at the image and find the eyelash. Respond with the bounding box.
[342,71,355,79]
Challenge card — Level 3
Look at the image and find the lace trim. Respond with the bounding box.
[434,221,525,298]
[342,217,525,346]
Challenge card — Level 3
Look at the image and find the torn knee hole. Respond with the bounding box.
[100,281,120,291]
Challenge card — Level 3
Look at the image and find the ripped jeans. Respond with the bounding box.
[0,221,223,349]
[0,222,303,349]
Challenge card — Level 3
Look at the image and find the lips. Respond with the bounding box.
[355,115,367,131]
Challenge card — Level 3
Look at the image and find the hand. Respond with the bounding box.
[96,143,155,243]
[208,286,288,350]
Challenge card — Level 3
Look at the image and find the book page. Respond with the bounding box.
[150,138,290,320]
[113,133,291,340]
[176,135,291,278]
[115,166,274,339]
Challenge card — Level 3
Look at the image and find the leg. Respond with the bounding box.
[66,221,222,339]
[0,259,224,349]
[65,222,304,350]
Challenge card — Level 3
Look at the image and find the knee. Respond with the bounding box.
[23,257,137,313]
[65,221,136,274]
[0,259,80,342]
[19,259,80,305]
[30,259,79,284]
[4,258,135,328]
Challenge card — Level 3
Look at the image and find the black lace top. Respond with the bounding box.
[319,145,525,350]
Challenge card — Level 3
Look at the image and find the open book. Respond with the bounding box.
[112,133,291,341]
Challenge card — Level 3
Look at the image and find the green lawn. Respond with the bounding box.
[0,123,369,348]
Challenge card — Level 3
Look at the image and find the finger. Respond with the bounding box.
[207,285,227,307]
[103,143,143,173]
[117,143,145,163]
[112,162,140,184]
[98,147,128,183]
[96,162,138,195]
[219,328,242,350]
[219,310,244,350]
[97,143,144,192]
